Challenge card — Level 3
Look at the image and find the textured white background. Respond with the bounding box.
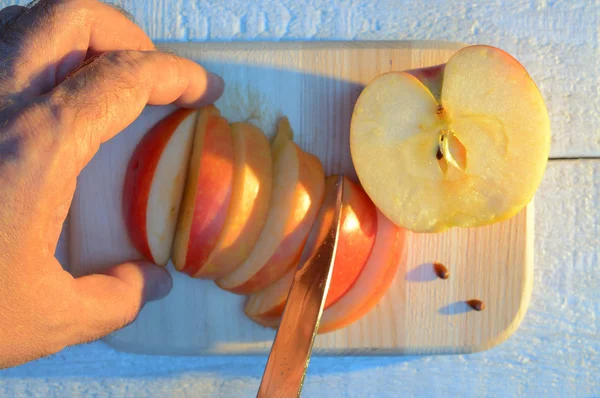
[0,0,598,397]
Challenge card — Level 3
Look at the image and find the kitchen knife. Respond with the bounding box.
[257,174,344,398]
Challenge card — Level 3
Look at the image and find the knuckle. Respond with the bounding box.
[39,0,89,17]
[26,0,94,35]
[102,50,145,71]
[29,0,66,22]
[98,50,148,87]
[165,52,187,82]
[153,51,188,92]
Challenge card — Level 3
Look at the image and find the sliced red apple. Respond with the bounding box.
[215,130,325,295]
[123,108,197,266]
[247,209,405,332]
[319,209,405,333]
[323,176,377,307]
[172,106,235,275]
[193,122,273,279]
[245,175,378,322]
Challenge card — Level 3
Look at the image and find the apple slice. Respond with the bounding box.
[172,106,235,275]
[216,134,325,295]
[192,122,273,279]
[318,209,405,333]
[245,175,378,323]
[350,45,551,232]
[244,267,293,327]
[323,176,377,307]
[123,108,196,266]
[246,209,405,332]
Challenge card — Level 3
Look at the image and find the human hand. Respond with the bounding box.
[0,0,223,369]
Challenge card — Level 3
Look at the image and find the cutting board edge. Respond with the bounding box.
[155,39,471,51]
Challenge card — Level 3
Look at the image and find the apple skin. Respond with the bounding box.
[123,108,196,266]
[244,175,379,322]
[215,140,325,295]
[172,107,235,276]
[193,122,273,280]
[323,175,377,308]
[405,63,445,100]
[318,209,405,333]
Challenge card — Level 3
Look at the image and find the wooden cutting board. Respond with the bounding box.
[69,41,533,356]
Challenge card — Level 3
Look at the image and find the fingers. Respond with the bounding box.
[0,0,155,97]
[71,261,172,344]
[0,5,26,26]
[45,49,224,171]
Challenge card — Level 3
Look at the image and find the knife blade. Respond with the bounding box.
[257,174,344,398]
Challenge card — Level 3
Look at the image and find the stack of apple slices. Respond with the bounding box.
[123,105,405,334]
[245,175,406,332]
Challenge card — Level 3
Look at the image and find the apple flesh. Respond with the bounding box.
[350,45,551,232]
[244,175,379,322]
[123,108,196,266]
[216,128,325,295]
[172,106,235,275]
[193,122,273,279]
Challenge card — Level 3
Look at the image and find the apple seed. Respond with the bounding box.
[466,299,485,311]
[433,262,449,279]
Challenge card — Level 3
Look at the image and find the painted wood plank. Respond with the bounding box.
[0,0,594,159]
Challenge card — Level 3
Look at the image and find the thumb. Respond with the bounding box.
[70,261,172,344]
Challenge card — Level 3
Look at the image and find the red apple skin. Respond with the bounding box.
[405,64,445,81]
[318,210,406,333]
[180,115,235,276]
[247,209,405,333]
[123,108,195,265]
[244,175,378,321]
[324,175,377,308]
[405,63,445,99]
[193,122,273,280]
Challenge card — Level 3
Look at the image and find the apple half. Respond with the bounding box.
[172,106,235,275]
[192,122,273,279]
[350,45,551,232]
[215,123,325,295]
[123,108,197,266]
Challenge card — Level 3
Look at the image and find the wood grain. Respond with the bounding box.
[68,41,533,356]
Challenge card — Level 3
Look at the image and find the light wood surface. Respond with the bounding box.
[68,41,533,356]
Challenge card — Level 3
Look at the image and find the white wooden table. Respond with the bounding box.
[0,1,598,397]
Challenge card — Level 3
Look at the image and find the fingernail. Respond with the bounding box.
[207,71,225,96]
[140,263,173,303]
